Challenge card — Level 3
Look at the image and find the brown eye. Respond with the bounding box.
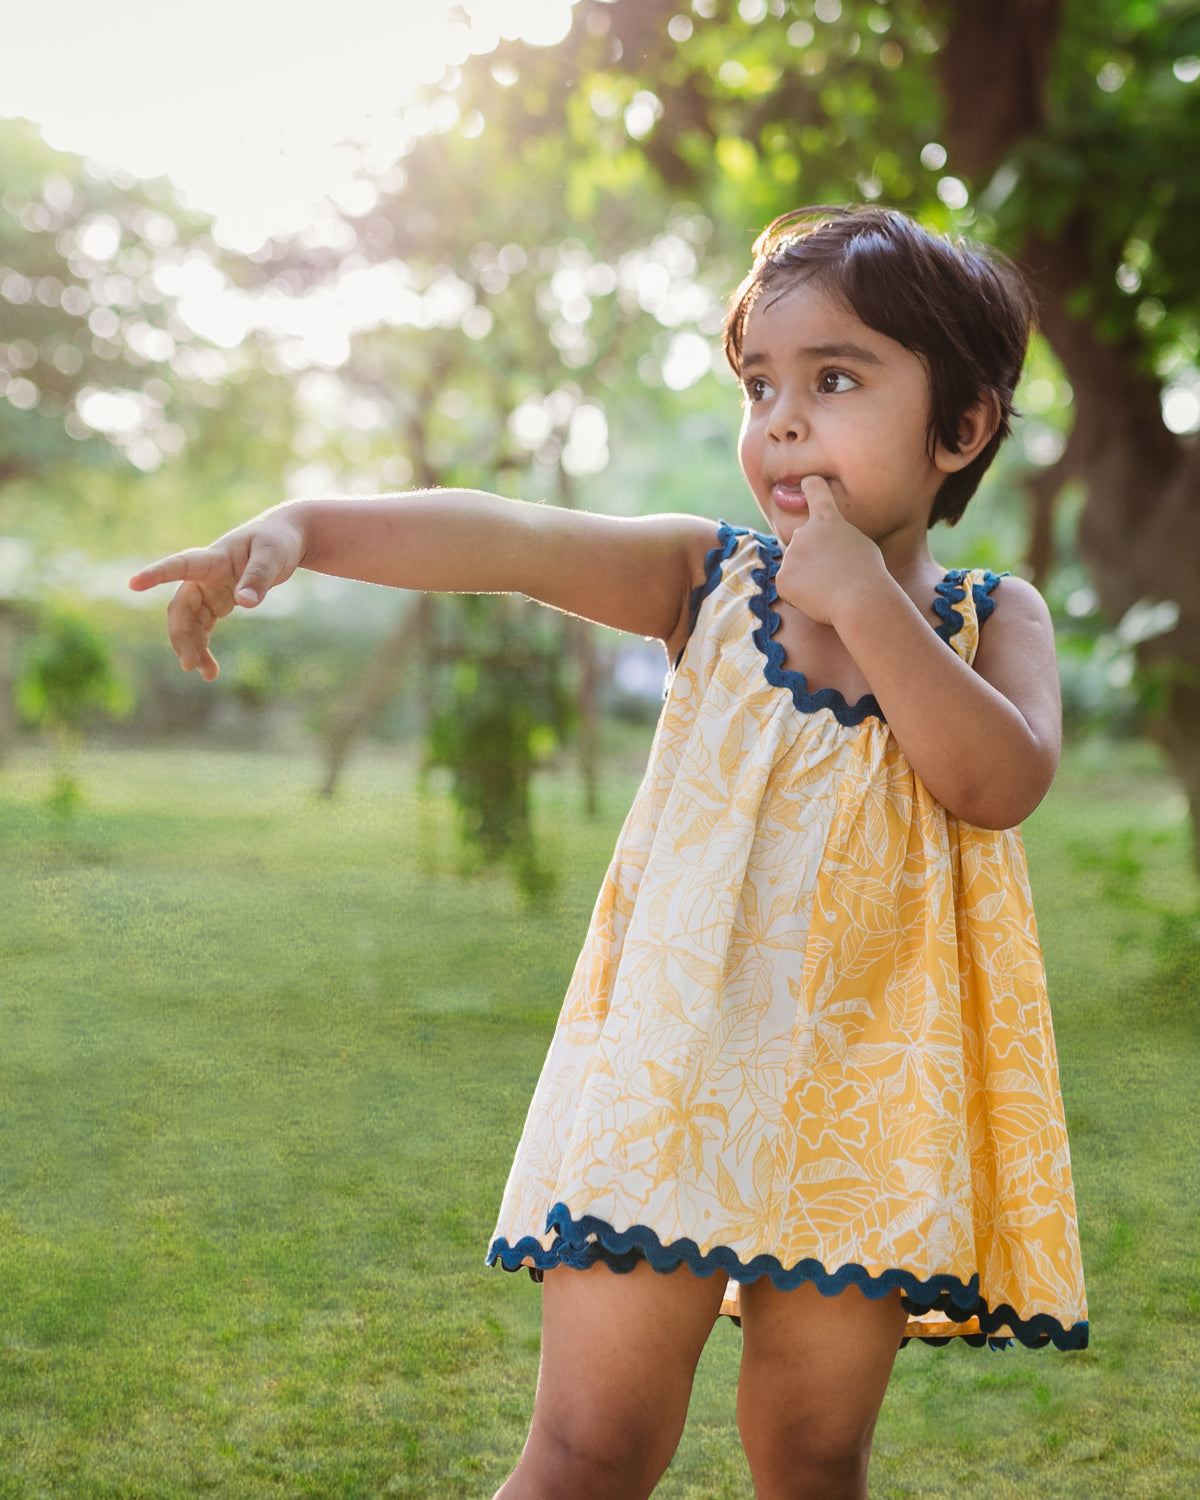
[817,369,857,394]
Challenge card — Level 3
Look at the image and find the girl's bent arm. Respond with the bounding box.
[774,476,1060,829]
[830,570,1061,830]
[129,491,719,680]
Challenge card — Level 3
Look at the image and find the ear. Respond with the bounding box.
[934,393,1001,474]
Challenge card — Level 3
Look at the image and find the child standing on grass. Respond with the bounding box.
[131,206,1087,1500]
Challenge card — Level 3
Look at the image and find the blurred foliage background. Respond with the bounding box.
[2,0,1200,870]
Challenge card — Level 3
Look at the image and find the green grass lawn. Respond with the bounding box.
[1,736,1197,1498]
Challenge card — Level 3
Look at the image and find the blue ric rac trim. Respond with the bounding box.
[934,568,1003,641]
[750,548,1005,727]
[675,521,757,668]
[487,1206,1089,1352]
[748,534,886,726]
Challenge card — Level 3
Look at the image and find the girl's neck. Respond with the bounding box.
[877,535,944,603]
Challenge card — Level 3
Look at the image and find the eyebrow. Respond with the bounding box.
[740,341,886,370]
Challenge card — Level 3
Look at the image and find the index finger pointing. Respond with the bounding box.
[128,549,216,593]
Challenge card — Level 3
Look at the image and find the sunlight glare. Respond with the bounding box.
[464,0,577,48]
[1,0,581,252]
[0,1,595,382]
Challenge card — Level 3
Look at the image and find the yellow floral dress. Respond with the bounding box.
[488,525,1088,1349]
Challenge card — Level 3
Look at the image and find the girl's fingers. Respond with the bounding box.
[233,550,277,607]
[130,524,300,677]
[166,580,232,678]
[799,474,838,514]
[128,548,222,593]
[233,534,296,607]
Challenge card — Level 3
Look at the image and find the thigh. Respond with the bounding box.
[736,1277,908,1500]
[497,1259,726,1500]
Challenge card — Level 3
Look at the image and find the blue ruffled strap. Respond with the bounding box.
[934,568,1003,643]
[674,521,753,667]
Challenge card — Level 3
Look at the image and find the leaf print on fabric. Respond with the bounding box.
[817,915,901,984]
[971,887,1011,923]
[613,1058,732,1181]
[789,1156,872,1185]
[985,1069,1050,1101]
[753,1134,776,1205]
[672,808,727,853]
[719,711,749,783]
[712,1148,783,1248]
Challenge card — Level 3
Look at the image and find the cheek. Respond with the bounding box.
[736,414,759,480]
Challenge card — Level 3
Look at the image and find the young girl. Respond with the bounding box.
[131,206,1087,1500]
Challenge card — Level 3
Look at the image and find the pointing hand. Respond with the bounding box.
[128,512,305,680]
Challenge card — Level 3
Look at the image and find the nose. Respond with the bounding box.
[765,390,806,444]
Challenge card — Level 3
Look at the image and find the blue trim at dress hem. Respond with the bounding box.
[486,1205,1088,1352]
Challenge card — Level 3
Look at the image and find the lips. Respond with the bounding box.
[769,476,811,512]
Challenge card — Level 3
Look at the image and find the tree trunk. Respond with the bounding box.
[936,0,1063,178]
[1024,223,1200,863]
[938,1,1200,872]
[318,594,433,797]
[316,385,448,797]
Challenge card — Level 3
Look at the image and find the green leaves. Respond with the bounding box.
[17,610,130,732]
[426,595,573,900]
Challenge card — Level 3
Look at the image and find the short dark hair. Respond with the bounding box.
[723,206,1035,527]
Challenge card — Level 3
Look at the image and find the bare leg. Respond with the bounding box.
[494,1259,726,1500]
[736,1279,907,1500]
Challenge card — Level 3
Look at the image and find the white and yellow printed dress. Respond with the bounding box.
[488,524,1088,1349]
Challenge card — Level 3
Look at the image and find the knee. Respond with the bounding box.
[514,1407,669,1500]
[740,1416,874,1500]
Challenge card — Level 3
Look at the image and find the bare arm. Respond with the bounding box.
[777,479,1061,829]
[128,490,720,681]
[828,570,1060,828]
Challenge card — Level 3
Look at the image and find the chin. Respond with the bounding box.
[765,512,803,545]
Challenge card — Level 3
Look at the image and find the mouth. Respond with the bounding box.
[769,475,830,512]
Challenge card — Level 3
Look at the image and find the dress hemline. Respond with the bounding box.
[486,1204,1089,1352]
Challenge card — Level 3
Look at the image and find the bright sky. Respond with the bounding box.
[0,0,578,251]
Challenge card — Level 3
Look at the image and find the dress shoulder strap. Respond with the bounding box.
[934,569,1004,667]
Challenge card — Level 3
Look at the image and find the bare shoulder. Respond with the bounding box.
[626,510,725,590]
[974,571,1062,743]
[976,571,1055,652]
[647,512,728,660]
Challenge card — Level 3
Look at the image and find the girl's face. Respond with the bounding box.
[736,278,962,557]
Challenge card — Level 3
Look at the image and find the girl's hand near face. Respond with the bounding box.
[773,475,1060,829]
[774,476,885,624]
[128,509,307,680]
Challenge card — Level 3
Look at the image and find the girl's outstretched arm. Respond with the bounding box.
[128,491,720,681]
[777,478,1061,830]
